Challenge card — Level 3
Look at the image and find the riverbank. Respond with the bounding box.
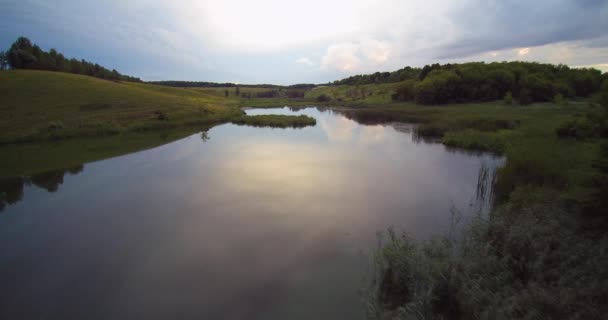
[0,70,245,144]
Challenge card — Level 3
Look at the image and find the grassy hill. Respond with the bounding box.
[0,70,243,144]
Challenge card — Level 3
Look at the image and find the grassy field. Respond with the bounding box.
[0,70,243,143]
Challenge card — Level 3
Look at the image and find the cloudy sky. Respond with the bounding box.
[1,0,607,84]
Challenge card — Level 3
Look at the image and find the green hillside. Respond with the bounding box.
[0,70,242,144]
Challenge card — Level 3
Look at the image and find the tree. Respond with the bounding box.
[554,93,566,105]
[518,88,532,105]
[391,81,416,101]
[3,36,141,82]
[0,51,7,70]
[503,91,513,105]
[7,37,36,69]
[316,94,331,102]
[600,80,608,109]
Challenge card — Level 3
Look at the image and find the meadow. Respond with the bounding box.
[0,70,243,144]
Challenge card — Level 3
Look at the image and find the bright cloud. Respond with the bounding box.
[296,57,315,67]
[321,43,362,72]
[320,40,394,73]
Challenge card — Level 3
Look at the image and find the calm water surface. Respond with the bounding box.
[0,107,503,319]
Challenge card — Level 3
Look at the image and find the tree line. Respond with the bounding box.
[0,37,141,82]
[149,81,317,90]
[414,62,604,104]
[331,66,421,85]
[376,62,606,105]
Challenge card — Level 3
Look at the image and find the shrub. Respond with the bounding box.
[503,91,513,105]
[518,88,532,105]
[554,93,566,105]
[556,112,607,140]
[316,94,331,102]
[154,111,169,121]
[391,81,416,101]
[600,80,608,108]
[368,194,608,320]
[286,90,305,99]
[47,121,65,131]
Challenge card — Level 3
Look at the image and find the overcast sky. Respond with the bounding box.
[1,0,607,84]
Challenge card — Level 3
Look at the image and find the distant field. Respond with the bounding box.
[0,70,243,143]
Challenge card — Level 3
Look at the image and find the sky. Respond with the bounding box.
[1,0,607,84]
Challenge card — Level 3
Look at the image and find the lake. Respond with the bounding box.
[0,107,503,319]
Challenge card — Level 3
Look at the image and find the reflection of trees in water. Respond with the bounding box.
[0,164,84,211]
[0,177,25,211]
[335,109,402,125]
[201,130,210,142]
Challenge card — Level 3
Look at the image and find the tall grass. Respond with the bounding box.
[368,188,608,319]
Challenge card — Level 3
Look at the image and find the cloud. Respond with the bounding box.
[518,48,531,56]
[1,0,607,83]
[361,40,392,65]
[320,40,394,73]
[321,43,362,72]
[296,57,315,67]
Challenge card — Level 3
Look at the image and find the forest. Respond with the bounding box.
[334,62,606,105]
[0,37,141,82]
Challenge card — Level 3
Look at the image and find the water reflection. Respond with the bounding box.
[0,107,504,320]
[0,164,84,211]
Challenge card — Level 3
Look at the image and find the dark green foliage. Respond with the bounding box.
[553,93,565,105]
[0,50,8,70]
[316,94,331,102]
[149,81,243,88]
[154,111,169,121]
[600,80,608,108]
[416,70,461,104]
[4,36,140,82]
[556,111,608,140]
[370,191,608,320]
[286,90,305,99]
[334,61,602,105]
[518,88,533,105]
[503,91,513,105]
[332,66,421,85]
[585,143,608,220]
[391,81,416,101]
[256,90,278,98]
[418,63,442,81]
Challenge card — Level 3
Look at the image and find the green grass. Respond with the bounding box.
[231,114,316,128]
[0,70,243,143]
[368,190,608,319]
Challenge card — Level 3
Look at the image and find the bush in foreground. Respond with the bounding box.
[368,190,608,320]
